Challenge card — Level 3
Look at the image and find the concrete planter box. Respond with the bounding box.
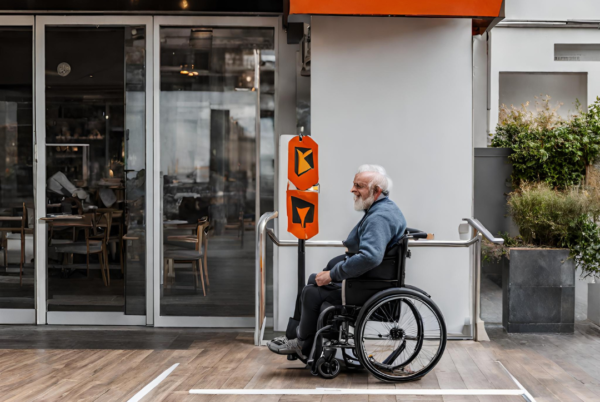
[588,283,600,326]
[502,248,575,333]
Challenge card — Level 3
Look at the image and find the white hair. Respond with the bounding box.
[357,164,393,195]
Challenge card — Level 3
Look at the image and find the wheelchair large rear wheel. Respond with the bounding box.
[355,289,446,382]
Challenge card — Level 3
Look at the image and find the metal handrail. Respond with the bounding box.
[265,218,502,248]
[254,213,503,345]
[267,229,344,247]
[463,218,504,244]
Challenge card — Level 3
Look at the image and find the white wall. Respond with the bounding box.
[276,16,474,336]
[473,33,489,148]
[505,0,600,21]
[489,27,600,134]
[499,72,587,118]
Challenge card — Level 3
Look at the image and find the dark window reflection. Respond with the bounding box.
[0,27,34,309]
[160,27,275,317]
[45,27,146,314]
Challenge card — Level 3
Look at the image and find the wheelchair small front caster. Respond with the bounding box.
[316,357,341,379]
[287,354,298,361]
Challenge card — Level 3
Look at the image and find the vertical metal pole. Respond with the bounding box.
[34,16,48,325]
[298,239,305,291]
[151,16,159,326]
[254,48,263,342]
[255,211,277,345]
[474,233,490,341]
[297,132,306,293]
[255,49,261,233]
[105,104,110,177]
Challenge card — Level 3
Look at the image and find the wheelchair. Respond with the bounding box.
[293,228,447,382]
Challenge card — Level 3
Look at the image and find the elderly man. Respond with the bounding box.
[268,164,406,358]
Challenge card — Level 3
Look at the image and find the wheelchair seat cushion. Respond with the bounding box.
[342,279,397,306]
[320,301,334,313]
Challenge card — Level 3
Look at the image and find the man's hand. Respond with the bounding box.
[315,271,332,287]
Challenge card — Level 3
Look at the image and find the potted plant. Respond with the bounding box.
[488,97,600,333]
[502,184,589,333]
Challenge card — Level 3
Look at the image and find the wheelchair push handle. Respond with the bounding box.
[405,227,428,240]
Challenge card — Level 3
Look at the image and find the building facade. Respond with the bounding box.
[0,1,503,339]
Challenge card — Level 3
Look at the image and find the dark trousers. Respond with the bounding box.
[297,273,342,341]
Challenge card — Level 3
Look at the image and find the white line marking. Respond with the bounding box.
[189,360,535,400]
[190,389,524,396]
[497,361,537,402]
[128,363,179,402]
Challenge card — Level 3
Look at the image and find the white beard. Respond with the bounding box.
[354,193,375,211]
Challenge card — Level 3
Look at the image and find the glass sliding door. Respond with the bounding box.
[155,17,277,326]
[36,16,152,325]
[123,26,148,316]
[0,19,35,324]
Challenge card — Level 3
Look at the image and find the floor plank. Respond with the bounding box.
[0,325,599,401]
[446,342,510,402]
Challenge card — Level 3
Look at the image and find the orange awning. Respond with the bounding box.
[289,0,504,18]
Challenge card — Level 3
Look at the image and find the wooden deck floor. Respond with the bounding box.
[1,324,600,401]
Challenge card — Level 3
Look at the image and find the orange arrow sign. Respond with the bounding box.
[287,190,319,240]
[288,135,319,191]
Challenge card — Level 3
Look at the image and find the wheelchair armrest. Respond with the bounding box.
[342,278,398,306]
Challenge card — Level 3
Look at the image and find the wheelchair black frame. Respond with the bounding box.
[304,229,432,375]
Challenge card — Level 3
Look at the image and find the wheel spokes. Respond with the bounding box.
[360,294,444,378]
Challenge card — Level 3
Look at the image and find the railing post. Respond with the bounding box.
[463,218,503,342]
[473,232,490,341]
[255,211,278,346]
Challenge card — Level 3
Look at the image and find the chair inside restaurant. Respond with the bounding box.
[44,26,146,314]
[158,26,275,318]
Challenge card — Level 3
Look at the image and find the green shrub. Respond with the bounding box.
[504,182,600,279]
[491,96,600,188]
[567,215,600,279]
[507,183,588,247]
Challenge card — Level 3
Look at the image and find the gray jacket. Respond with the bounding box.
[329,196,406,282]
